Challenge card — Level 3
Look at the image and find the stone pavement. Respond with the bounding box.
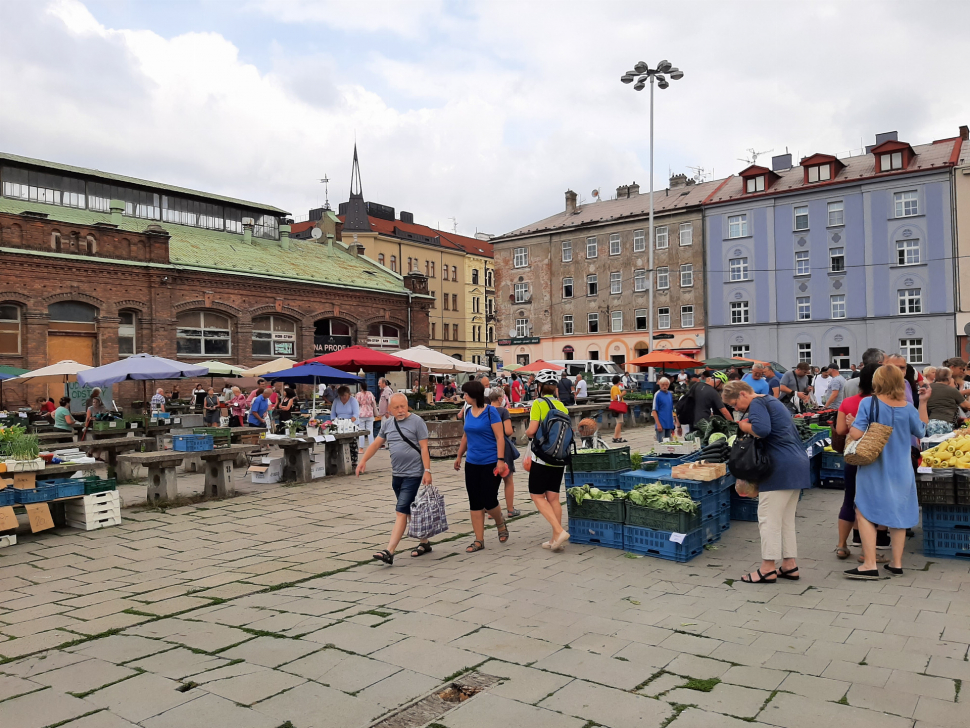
[1,427,968,728]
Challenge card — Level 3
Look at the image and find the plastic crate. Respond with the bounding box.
[654,473,733,500]
[572,446,632,472]
[820,452,845,471]
[568,517,624,549]
[819,477,845,490]
[921,505,970,530]
[55,481,85,498]
[14,484,58,503]
[624,502,701,532]
[730,492,759,521]
[622,523,708,562]
[917,470,957,505]
[820,467,846,481]
[565,469,633,490]
[193,427,232,448]
[922,528,970,559]
[83,477,117,495]
[0,488,14,506]
[172,434,214,452]
[717,505,731,534]
[91,419,126,432]
[566,493,625,523]
[954,471,970,505]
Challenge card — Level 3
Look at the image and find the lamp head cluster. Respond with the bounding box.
[621,60,684,90]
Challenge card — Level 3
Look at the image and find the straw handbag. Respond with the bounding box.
[844,396,894,466]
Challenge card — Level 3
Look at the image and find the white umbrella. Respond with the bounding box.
[15,359,93,383]
[391,345,488,373]
[242,358,298,377]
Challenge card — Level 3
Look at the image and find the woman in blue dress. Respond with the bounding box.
[845,365,928,579]
[651,377,677,440]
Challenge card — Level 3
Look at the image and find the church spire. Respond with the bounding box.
[342,144,370,233]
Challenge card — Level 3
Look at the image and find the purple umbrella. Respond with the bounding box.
[77,354,209,387]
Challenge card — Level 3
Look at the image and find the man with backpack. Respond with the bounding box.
[677,371,731,432]
[525,369,574,552]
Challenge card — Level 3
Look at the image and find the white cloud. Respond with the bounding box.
[1,0,968,237]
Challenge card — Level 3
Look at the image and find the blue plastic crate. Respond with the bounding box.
[623,523,709,562]
[55,481,85,498]
[565,469,633,490]
[15,484,58,504]
[172,434,214,452]
[717,505,731,534]
[654,473,734,500]
[820,452,845,471]
[921,505,970,530]
[819,467,845,481]
[922,528,970,559]
[698,487,731,521]
[730,492,759,521]
[0,488,14,506]
[568,517,624,549]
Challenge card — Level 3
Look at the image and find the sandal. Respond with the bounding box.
[778,566,800,581]
[612,438,628,443]
[740,568,777,584]
[372,549,394,565]
[497,522,509,543]
[834,546,850,560]
[857,553,889,564]
[465,540,484,553]
[506,508,521,518]
[411,543,432,558]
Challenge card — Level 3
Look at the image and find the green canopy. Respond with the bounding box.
[702,357,749,370]
[501,363,522,371]
[0,365,28,377]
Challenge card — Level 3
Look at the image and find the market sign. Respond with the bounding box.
[562,345,575,353]
[497,336,540,346]
[313,335,353,355]
[652,333,675,340]
[366,336,400,349]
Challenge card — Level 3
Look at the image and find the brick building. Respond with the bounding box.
[0,152,431,407]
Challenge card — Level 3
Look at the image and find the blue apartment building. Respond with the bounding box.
[703,131,965,369]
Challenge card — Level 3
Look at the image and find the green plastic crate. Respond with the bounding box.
[572,446,632,472]
[624,502,701,532]
[83,477,117,495]
[91,419,127,432]
[566,492,625,522]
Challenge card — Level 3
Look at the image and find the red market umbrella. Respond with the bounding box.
[628,351,705,369]
[515,360,565,373]
[298,345,420,373]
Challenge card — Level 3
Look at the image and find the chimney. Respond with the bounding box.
[628,182,639,196]
[565,189,577,214]
[279,224,290,251]
[326,233,334,249]
[669,173,688,189]
[960,125,969,141]
[349,232,364,257]
[242,217,254,245]
[109,199,124,226]
[400,211,414,224]
[875,131,898,146]
[616,184,629,199]
[771,153,792,171]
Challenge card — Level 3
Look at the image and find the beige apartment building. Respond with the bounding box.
[492,176,720,369]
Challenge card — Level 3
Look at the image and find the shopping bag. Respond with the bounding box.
[408,485,449,539]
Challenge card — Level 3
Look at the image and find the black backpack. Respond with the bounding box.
[674,384,697,427]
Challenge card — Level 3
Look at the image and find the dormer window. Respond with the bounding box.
[807,165,831,183]
[871,139,915,173]
[881,152,903,171]
[745,176,765,193]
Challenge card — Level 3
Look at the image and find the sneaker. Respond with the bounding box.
[851,529,862,547]
[875,530,891,549]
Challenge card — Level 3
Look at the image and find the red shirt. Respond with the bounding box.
[40,401,56,414]
[839,393,866,418]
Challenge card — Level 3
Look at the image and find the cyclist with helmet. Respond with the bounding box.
[525,369,571,551]
[691,371,732,428]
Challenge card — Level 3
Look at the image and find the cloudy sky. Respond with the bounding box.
[2,0,969,237]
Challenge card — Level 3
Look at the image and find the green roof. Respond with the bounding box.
[0,197,411,295]
[0,152,289,215]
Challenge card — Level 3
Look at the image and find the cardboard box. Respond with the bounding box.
[0,506,18,531]
[25,503,55,532]
[248,456,283,484]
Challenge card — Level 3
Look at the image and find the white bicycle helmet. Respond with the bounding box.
[534,369,560,384]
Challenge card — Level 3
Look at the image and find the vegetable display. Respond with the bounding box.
[3,431,40,461]
[921,435,970,468]
[630,451,643,470]
[627,482,698,513]
[576,448,608,454]
[567,484,626,505]
[695,416,739,446]
[692,439,731,464]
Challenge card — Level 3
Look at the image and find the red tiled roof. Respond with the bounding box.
[290,220,316,234]
[336,215,493,257]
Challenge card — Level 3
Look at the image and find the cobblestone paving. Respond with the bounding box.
[1,427,968,728]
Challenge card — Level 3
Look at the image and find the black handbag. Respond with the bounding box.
[727,399,775,483]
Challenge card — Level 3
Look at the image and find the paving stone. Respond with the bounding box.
[664,653,733,680]
[665,682,770,719]
[449,627,561,664]
[762,652,831,677]
[443,692,586,728]
[721,665,790,691]
[126,647,228,680]
[658,631,722,656]
[141,693,279,728]
[863,647,930,672]
[539,677,673,727]
[369,636,484,680]
[197,665,305,705]
[533,648,654,691]
[237,611,334,637]
[0,689,98,728]
[820,659,892,688]
[484,661,574,704]
[924,654,970,681]
[250,680,384,728]
[0,674,43,701]
[85,672,196,723]
[353,668,440,711]
[66,612,151,636]
[59,710,141,728]
[384,611,483,643]
[884,669,957,701]
[280,648,399,692]
[302,621,405,655]
[670,706,776,728]
[32,657,137,694]
[777,673,849,702]
[847,683,919,718]
[0,630,72,658]
[913,695,969,725]
[217,635,321,668]
[758,692,914,728]
[126,619,250,653]
[70,635,171,664]
[611,641,679,671]
[637,672,687,697]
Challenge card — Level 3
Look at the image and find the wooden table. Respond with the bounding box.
[37,431,77,446]
[83,436,155,480]
[116,451,185,502]
[38,462,100,477]
[264,431,365,481]
[199,444,258,497]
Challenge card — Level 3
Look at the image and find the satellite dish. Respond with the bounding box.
[508,328,517,338]
[310,227,323,240]
[592,189,599,198]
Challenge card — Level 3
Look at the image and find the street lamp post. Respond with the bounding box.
[621,61,684,378]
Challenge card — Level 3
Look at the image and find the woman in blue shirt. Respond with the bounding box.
[454,380,509,553]
[651,377,677,440]
[331,386,360,421]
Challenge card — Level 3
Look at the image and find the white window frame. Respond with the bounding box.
[587,312,599,333]
[831,294,846,319]
[635,308,647,331]
[745,176,765,193]
[513,247,528,268]
[253,315,297,357]
[797,342,812,364]
[896,239,920,266]
[118,311,136,357]
[728,214,748,238]
[729,257,748,281]
[796,296,811,321]
[680,264,693,288]
[657,307,671,330]
[827,200,844,226]
[633,229,645,252]
[634,269,647,292]
[610,271,621,294]
[882,152,903,171]
[587,274,598,296]
[563,314,574,335]
[794,205,809,231]
[513,282,529,303]
[611,311,623,332]
[808,164,832,183]
[655,226,668,249]
[586,236,598,259]
[730,301,749,324]
[897,288,922,315]
[731,344,751,358]
[561,240,572,262]
[562,277,573,299]
[681,305,694,328]
[795,250,810,276]
[894,190,918,218]
[679,222,693,246]
[515,318,529,337]
[829,247,845,273]
[900,337,923,364]
[609,233,621,256]
[656,267,669,290]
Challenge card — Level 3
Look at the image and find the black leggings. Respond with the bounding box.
[464,462,501,511]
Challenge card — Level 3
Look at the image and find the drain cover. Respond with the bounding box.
[369,672,502,728]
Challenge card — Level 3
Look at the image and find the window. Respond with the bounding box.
[453,323,458,340]
[731,344,750,358]
[610,272,621,294]
[485,269,492,287]
[831,294,846,319]
[635,309,647,330]
[633,229,645,252]
[655,226,668,249]
[430,262,435,277]
[514,282,529,303]
[378,253,385,266]
[796,296,811,320]
[586,237,597,259]
[425,261,429,276]
[488,327,494,342]
[900,338,923,364]
[797,342,812,364]
[656,267,669,289]
[587,313,599,333]
[730,257,748,281]
[681,305,694,328]
[452,265,457,280]
[252,316,296,357]
[177,311,231,356]
[406,257,412,272]
[367,323,400,348]
[516,354,530,365]
[895,191,918,217]
[390,255,397,273]
[513,247,528,267]
[515,319,529,337]
[112,310,136,356]
[431,323,436,340]
[587,274,598,296]
[827,200,844,226]
[881,152,904,171]
[442,265,449,281]
[898,288,921,315]
[611,311,623,332]
[795,250,810,276]
[443,295,450,311]
[808,165,832,183]
[745,176,765,193]
[730,301,749,324]
[562,240,572,262]
[794,205,809,231]
[658,307,670,329]
[609,233,621,255]
[896,239,920,266]
[680,264,693,287]
[679,223,693,246]
[472,269,479,284]
[829,247,845,272]
[563,315,574,335]
[728,214,748,238]
[430,291,436,309]
[562,277,573,298]
[473,297,481,313]
[0,304,21,355]
[451,294,458,311]
[634,269,647,292]
[443,325,449,341]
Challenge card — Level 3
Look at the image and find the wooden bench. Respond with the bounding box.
[83,436,156,480]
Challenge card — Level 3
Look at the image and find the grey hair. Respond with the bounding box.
[861,348,885,366]
[751,363,765,372]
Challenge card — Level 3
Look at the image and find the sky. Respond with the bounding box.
[1,0,969,237]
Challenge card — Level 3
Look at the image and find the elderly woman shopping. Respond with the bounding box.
[721,380,810,584]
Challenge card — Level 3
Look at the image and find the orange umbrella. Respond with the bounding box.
[628,351,705,369]
[515,360,565,373]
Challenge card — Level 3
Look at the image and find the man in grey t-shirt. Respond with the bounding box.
[824,365,846,408]
[357,393,432,564]
[779,362,813,406]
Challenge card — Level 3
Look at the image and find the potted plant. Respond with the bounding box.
[4,431,43,471]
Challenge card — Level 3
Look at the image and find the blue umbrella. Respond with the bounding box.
[262,363,361,417]
[78,353,209,387]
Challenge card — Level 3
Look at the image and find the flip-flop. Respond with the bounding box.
[740,568,777,584]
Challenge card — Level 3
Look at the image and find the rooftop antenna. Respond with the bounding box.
[686,166,710,183]
[319,174,330,209]
[738,147,773,166]
[448,217,458,234]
